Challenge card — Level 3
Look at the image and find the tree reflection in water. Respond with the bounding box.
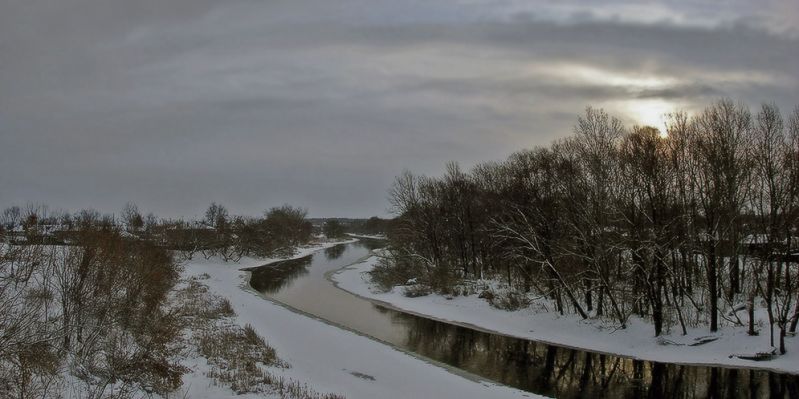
[324,244,347,260]
[353,237,387,251]
[387,309,799,399]
[245,255,313,293]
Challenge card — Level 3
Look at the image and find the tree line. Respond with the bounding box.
[386,99,799,353]
[0,202,315,261]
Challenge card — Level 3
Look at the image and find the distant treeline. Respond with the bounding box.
[0,202,321,261]
[385,99,799,353]
[312,217,392,238]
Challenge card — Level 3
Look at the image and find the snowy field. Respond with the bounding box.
[332,253,799,375]
[178,240,542,399]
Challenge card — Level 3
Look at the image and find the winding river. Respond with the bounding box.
[245,239,799,398]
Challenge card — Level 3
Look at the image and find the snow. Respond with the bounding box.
[345,233,387,240]
[179,240,543,399]
[332,254,799,375]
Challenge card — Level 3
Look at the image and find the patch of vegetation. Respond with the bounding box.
[176,278,235,327]
[322,220,346,239]
[487,290,532,311]
[0,224,186,398]
[403,284,432,298]
[367,252,426,292]
[198,322,286,394]
[177,277,345,399]
[0,201,326,397]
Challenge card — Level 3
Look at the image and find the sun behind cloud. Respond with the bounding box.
[623,98,676,138]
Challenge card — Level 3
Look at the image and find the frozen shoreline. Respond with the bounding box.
[331,253,799,375]
[178,240,541,399]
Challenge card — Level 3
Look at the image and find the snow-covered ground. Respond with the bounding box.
[332,254,799,375]
[178,240,542,399]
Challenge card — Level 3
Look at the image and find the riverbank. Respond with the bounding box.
[332,253,799,375]
[177,240,541,399]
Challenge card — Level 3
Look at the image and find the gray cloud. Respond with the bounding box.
[1,0,797,218]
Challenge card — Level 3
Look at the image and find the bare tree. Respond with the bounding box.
[121,202,145,234]
[380,99,798,352]
[690,99,753,332]
[566,107,627,327]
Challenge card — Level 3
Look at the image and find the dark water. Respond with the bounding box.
[245,240,799,398]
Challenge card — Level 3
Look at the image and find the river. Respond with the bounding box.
[244,239,799,398]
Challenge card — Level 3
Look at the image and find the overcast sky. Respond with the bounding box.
[1,0,798,218]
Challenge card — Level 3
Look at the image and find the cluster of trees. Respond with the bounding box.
[1,202,315,261]
[318,216,393,238]
[387,100,799,352]
[0,201,320,396]
[322,220,346,239]
[311,217,391,238]
[1,213,183,396]
[187,203,313,260]
[347,217,392,236]
[1,204,127,244]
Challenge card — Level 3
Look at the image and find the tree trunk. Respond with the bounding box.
[653,250,665,336]
[545,260,588,319]
[670,277,688,335]
[747,291,757,336]
[597,286,604,317]
[708,244,719,332]
[779,327,786,355]
[766,263,775,347]
[790,295,799,333]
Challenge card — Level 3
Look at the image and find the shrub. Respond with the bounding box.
[403,284,432,298]
[488,290,531,311]
[367,253,424,292]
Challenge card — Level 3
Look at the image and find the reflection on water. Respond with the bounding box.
[247,255,312,293]
[388,310,798,398]
[355,238,386,251]
[324,244,346,260]
[246,241,799,398]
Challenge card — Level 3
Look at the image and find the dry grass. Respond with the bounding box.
[174,275,346,399]
[196,322,286,371]
[175,277,235,327]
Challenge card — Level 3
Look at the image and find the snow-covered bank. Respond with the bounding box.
[345,233,387,240]
[332,254,799,375]
[179,240,542,399]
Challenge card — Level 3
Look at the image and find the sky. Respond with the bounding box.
[1,0,798,218]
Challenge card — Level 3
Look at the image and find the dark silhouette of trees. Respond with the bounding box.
[323,220,346,239]
[386,99,799,351]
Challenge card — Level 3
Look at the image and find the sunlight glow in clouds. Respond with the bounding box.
[623,99,678,137]
[529,63,679,91]
[535,63,683,134]
[561,65,678,90]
